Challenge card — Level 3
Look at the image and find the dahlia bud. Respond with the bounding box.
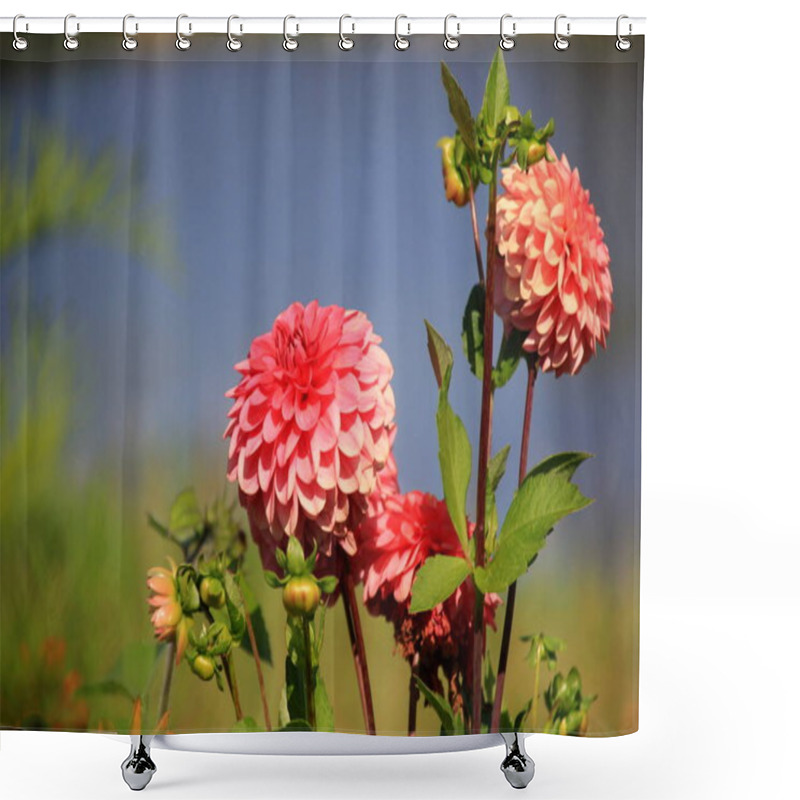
[285,536,308,577]
[176,566,201,613]
[190,654,215,681]
[526,141,547,165]
[437,137,469,207]
[200,577,226,609]
[282,576,321,619]
[205,621,233,656]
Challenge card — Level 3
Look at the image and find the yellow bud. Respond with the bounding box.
[437,137,470,207]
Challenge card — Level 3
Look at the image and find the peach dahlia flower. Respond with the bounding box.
[494,154,613,377]
[225,301,395,562]
[147,561,190,664]
[356,491,500,696]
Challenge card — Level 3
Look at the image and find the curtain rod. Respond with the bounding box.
[1,16,646,37]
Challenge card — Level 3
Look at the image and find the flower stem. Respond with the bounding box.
[157,641,176,721]
[408,656,420,736]
[471,163,500,733]
[240,586,272,731]
[490,360,537,731]
[341,565,376,734]
[467,177,485,285]
[302,618,316,730]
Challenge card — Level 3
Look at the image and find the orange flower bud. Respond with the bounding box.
[282,576,321,619]
[437,137,469,207]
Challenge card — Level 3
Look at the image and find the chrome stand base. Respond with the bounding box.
[499,733,535,790]
[121,735,156,791]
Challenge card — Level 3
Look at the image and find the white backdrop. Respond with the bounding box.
[2,1,798,799]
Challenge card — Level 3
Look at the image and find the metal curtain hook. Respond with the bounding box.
[616,15,632,51]
[122,14,138,51]
[176,14,191,50]
[554,14,570,51]
[500,14,515,50]
[443,14,460,51]
[394,15,410,51]
[63,13,79,51]
[227,15,242,51]
[283,15,298,51]
[12,14,28,51]
[339,14,354,50]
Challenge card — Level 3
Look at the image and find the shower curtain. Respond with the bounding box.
[0,31,643,738]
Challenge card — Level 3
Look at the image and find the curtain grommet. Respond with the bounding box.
[227,15,243,52]
[443,14,460,51]
[12,14,28,51]
[283,15,299,51]
[500,14,516,51]
[394,15,410,51]
[553,14,570,51]
[63,13,79,51]
[616,15,632,51]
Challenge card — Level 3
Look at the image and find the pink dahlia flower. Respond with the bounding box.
[494,153,613,376]
[225,301,395,563]
[356,491,500,697]
[147,561,190,664]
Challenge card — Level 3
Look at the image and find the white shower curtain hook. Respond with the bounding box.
[443,14,460,51]
[176,14,191,50]
[12,14,28,51]
[227,15,243,52]
[500,14,516,50]
[122,15,138,51]
[394,15,410,51]
[616,15,632,51]
[283,15,299,51]
[63,13,79,51]
[553,14,570,51]
[339,15,355,51]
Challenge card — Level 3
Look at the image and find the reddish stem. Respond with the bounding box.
[471,170,500,733]
[240,586,272,731]
[467,178,485,285]
[342,565,376,734]
[490,360,537,731]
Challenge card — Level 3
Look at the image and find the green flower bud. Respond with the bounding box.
[437,137,469,207]
[285,536,308,577]
[190,654,215,681]
[205,621,233,656]
[200,577,226,609]
[177,566,201,613]
[282,576,321,619]
[526,142,547,165]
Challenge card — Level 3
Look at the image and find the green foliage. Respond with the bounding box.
[486,445,511,545]
[440,63,477,155]
[479,50,511,137]
[474,453,593,594]
[522,633,566,671]
[461,283,486,380]
[543,667,597,735]
[425,321,473,557]
[237,577,273,665]
[232,716,261,732]
[425,319,454,390]
[414,677,466,736]
[409,555,470,614]
[460,283,527,389]
[0,129,177,271]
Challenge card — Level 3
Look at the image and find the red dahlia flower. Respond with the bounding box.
[225,301,395,563]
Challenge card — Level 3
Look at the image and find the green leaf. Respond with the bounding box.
[409,555,471,614]
[461,283,486,380]
[278,719,313,732]
[436,389,472,556]
[414,677,457,735]
[169,488,203,535]
[440,62,477,154]
[224,573,246,642]
[480,50,510,136]
[314,675,335,732]
[486,445,511,543]
[146,513,169,538]
[474,453,593,594]
[263,570,283,589]
[492,328,528,389]
[317,575,338,595]
[232,716,261,732]
[425,320,454,390]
